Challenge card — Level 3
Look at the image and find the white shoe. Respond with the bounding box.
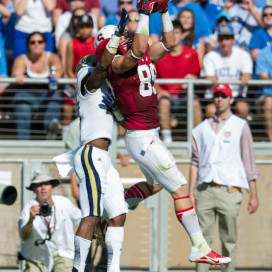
[189,247,231,265]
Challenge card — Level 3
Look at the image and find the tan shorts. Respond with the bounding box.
[24,254,73,272]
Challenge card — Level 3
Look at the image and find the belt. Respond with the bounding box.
[209,182,239,193]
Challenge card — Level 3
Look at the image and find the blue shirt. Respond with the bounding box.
[101,0,138,25]
[149,1,211,45]
[255,0,272,8]
[199,0,225,32]
[105,14,119,26]
[0,19,8,76]
[256,45,272,95]
[249,28,272,50]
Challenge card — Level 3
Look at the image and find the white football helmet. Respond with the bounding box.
[76,54,96,95]
[94,25,116,49]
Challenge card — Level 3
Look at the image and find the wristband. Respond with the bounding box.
[113,108,125,122]
[160,11,173,33]
[106,31,121,54]
[131,49,142,59]
[136,13,149,35]
[251,8,257,13]
[161,41,171,52]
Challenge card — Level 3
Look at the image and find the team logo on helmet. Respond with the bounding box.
[94,25,116,49]
[75,54,97,75]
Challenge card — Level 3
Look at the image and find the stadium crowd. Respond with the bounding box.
[0,0,272,141]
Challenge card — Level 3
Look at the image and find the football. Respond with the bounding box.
[137,0,169,13]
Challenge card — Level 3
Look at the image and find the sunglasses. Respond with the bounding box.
[128,17,140,22]
[119,1,133,4]
[29,40,44,45]
[218,36,233,41]
[263,13,272,17]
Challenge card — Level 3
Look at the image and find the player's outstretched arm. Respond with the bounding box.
[86,8,129,90]
[112,0,157,74]
[148,5,175,63]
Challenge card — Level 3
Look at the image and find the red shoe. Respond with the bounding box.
[189,249,231,265]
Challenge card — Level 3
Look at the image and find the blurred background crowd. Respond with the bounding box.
[0,0,272,142]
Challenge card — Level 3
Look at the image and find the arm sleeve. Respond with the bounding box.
[241,51,253,74]
[85,0,101,10]
[256,49,268,75]
[66,198,81,225]
[191,51,201,76]
[191,137,199,166]
[249,29,262,49]
[202,52,216,76]
[240,122,259,181]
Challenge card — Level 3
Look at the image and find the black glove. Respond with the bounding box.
[138,0,157,15]
[117,8,129,35]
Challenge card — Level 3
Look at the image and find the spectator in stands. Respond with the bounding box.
[66,13,95,79]
[0,1,11,77]
[201,24,253,119]
[256,45,272,141]
[225,0,263,48]
[104,0,134,26]
[59,8,90,76]
[11,32,63,140]
[99,0,137,28]
[52,0,100,28]
[2,0,17,75]
[0,0,11,95]
[54,0,98,50]
[63,14,95,139]
[198,0,226,32]
[176,9,205,66]
[205,11,232,53]
[18,169,81,272]
[155,21,201,143]
[13,0,55,59]
[149,0,211,45]
[249,5,272,63]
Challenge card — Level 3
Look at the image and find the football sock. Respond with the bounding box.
[176,207,210,253]
[125,182,152,208]
[161,129,172,143]
[73,235,92,271]
[105,227,124,272]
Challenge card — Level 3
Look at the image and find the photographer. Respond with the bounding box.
[18,170,81,272]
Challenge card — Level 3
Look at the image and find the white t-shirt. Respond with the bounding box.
[201,46,253,98]
[15,0,52,33]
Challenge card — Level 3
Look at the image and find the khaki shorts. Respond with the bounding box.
[24,254,73,272]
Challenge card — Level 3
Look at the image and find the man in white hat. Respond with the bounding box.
[18,170,81,272]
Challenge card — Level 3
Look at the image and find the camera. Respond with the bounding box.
[39,202,52,217]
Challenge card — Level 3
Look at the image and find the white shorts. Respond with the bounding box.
[74,145,128,219]
[125,127,187,193]
[103,164,128,220]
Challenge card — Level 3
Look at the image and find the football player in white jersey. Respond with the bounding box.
[71,9,130,272]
